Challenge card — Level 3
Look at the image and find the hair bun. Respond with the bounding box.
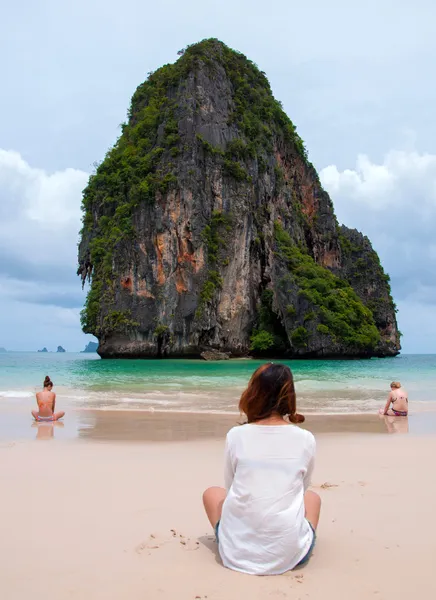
[43,375,52,386]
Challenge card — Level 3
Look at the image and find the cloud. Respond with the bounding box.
[0,149,92,350]
[0,149,88,292]
[0,149,88,266]
[0,276,86,309]
[320,149,436,352]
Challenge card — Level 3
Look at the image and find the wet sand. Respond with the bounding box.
[3,405,436,442]
[1,433,435,599]
[76,410,416,442]
[0,405,436,442]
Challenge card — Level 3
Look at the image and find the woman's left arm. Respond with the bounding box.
[303,435,316,491]
[224,434,236,491]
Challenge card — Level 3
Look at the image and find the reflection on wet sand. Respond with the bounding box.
[32,421,65,440]
[77,411,239,442]
[76,411,394,443]
[380,414,409,434]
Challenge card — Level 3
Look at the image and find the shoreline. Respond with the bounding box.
[3,408,436,444]
[73,404,436,416]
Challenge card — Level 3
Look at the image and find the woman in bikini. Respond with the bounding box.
[203,363,321,575]
[379,381,408,417]
[32,375,65,422]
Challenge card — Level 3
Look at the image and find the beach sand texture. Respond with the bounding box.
[1,432,435,600]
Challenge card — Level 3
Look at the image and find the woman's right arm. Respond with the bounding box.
[382,392,393,415]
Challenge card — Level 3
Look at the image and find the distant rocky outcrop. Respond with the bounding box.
[201,349,230,361]
[0,347,6,353]
[38,347,48,353]
[81,341,99,353]
[57,346,66,353]
[78,39,400,359]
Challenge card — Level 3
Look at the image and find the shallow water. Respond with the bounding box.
[0,352,435,415]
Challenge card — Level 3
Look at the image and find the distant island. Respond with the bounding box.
[82,341,99,353]
[38,347,48,353]
[57,346,66,353]
[0,347,6,353]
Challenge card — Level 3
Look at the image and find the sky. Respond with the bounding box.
[1,0,435,353]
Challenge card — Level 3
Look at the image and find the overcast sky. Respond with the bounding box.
[1,0,435,352]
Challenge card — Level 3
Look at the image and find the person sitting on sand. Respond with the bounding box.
[203,363,321,575]
[32,376,65,422]
[379,381,408,417]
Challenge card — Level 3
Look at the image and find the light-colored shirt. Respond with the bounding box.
[218,423,316,575]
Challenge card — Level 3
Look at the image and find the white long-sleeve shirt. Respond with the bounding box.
[218,423,316,575]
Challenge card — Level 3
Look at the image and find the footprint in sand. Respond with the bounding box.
[135,533,171,553]
[136,530,200,554]
[180,538,200,551]
[177,532,200,551]
[319,482,339,489]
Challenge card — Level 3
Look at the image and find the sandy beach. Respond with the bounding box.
[1,419,435,600]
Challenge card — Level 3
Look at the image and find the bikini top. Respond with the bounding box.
[392,395,408,404]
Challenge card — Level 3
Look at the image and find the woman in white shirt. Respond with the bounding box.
[203,363,321,575]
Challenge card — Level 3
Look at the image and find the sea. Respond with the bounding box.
[0,352,435,415]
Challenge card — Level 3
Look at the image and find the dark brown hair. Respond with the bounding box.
[43,375,53,388]
[239,363,304,424]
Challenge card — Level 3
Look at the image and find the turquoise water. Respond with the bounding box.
[0,352,435,414]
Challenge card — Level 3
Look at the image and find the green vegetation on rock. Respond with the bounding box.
[223,159,250,182]
[338,229,397,326]
[291,326,309,348]
[275,223,380,351]
[250,330,275,352]
[154,324,170,337]
[195,211,232,318]
[102,311,139,335]
[250,289,289,355]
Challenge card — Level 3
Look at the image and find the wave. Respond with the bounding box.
[0,390,34,398]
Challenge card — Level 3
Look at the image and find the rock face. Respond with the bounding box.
[38,347,48,353]
[0,347,6,353]
[78,39,400,359]
[82,341,99,353]
[57,346,66,353]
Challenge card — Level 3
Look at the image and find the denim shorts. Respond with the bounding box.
[295,520,316,568]
[214,519,316,567]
